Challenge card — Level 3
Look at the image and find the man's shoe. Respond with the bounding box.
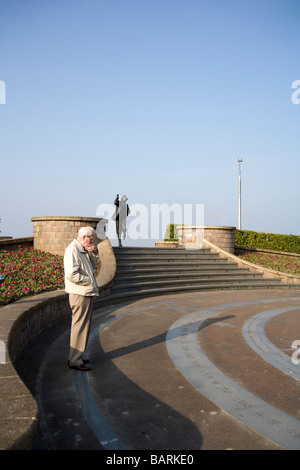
[69,363,91,371]
[68,359,90,366]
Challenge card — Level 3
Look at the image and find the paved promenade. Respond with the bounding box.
[18,289,300,450]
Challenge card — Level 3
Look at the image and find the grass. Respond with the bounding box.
[0,246,64,307]
[238,251,300,275]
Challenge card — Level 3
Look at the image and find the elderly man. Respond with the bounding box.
[64,226,99,371]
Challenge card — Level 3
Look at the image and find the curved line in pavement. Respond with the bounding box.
[242,305,300,381]
[73,311,128,450]
[73,371,126,450]
[166,301,300,450]
[73,296,300,450]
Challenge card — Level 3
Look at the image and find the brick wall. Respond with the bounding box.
[0,290,70,449]
[0,237,33,251]
[177,225,236,253]
[31,216,102,255]
[204,226,235,253]
[7,290,70,364]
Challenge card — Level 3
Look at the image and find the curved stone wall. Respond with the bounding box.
[0,234,116,450]
[0,290,69,449]
[203,225,236,253]
[31,216,103,256]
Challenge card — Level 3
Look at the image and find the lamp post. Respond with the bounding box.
[237,158,243,230]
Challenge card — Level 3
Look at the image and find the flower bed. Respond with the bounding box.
[238,251,300,275]
[0,246,64,306]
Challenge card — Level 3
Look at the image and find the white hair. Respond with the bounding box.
[78,226,96,238]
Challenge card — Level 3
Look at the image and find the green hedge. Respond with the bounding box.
[235,230,300,254]
[164,224,178,241]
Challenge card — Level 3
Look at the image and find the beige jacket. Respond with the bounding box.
[64,239,99,296]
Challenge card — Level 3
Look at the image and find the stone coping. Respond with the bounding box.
[31,216,101,222]
[176,225,236,230]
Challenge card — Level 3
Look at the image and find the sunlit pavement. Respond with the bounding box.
[21,289,300,450]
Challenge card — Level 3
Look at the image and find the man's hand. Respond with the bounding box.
[81,236,95,252]
[85,242,95,252]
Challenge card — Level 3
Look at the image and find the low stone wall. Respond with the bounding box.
[0,237,33,252]
[203,238,300,285]
[235,245,300,259]
[96,238,117,296]
[0,233,116,450]
[155,241,179,248]
[204,226,235,253]
[176,225,236,253]
[0,290,69,450]
[31,216,103,256]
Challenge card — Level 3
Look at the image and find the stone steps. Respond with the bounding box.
[94,246,298,306]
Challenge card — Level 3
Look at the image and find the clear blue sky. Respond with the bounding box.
[1,0,299,245]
